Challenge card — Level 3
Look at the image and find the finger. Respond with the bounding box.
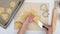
[43,26,48,30]
[26,14,34,23]
[43,25,49,28]
[46,29,48,34]
[28,14,34,23]
[28,14,34,18]
[25,16,31,23]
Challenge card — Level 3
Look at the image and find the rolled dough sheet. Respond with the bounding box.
[14,2,49,31]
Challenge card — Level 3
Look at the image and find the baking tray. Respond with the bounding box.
[0,0,24,29]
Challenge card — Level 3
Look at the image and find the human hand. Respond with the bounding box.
[43,25,52,34]
[17,14,34,34]
[25,14,34,23]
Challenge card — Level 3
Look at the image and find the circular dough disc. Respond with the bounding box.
[10,1,16,8]
[0,7,4,13]
[6,8,12,14]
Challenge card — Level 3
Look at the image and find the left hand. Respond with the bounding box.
[17,14,34,34]
[25,14,34,23]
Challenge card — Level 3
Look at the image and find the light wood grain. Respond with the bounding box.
[52,8,58,32]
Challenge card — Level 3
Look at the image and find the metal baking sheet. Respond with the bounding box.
[0,0,24,29]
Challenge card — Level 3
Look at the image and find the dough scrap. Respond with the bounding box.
[15,21,22,29]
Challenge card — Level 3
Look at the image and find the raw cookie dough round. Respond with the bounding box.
[0,7,4,13]
[42,11,49,17]
[15,21,22,29]
[40,4,48,11]
[6,8,12,14]
[1,14,8,20]
[10,1,16,8]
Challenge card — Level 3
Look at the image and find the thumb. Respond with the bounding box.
[43,25,49,30]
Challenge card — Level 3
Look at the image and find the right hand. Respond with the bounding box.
[43,25,53,34]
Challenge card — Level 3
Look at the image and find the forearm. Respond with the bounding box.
[47,32,52,34]
[17,14,34,34]
[17,21,29,34]
[46,30,53,34]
